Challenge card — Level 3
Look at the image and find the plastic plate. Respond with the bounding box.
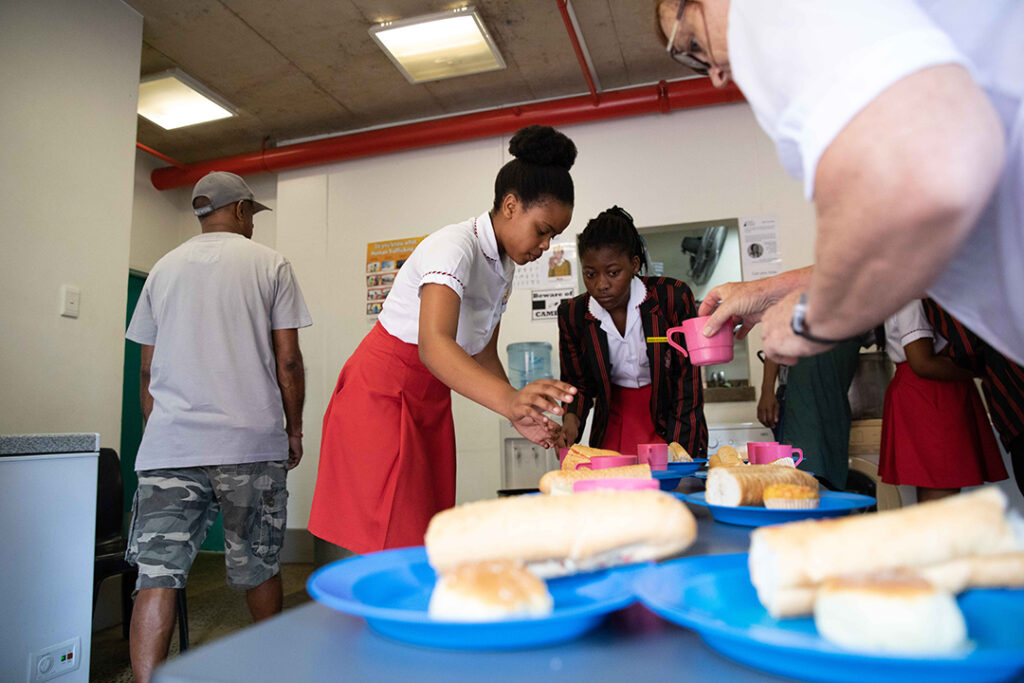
[678,491,875,527]
[666,459,708,477]
[634,553,1024,683]
[651,470,684,491]
[307,546,638,650]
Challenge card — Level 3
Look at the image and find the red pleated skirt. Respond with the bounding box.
[879,363,1007,487]
[308,323,456,553]
[600,384,662,455]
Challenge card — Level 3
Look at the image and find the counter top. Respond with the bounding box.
[0,432,100,456]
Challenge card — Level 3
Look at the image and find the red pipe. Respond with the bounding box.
[151,78,744,190]
[557,0,600,104]
[136,142,185,169]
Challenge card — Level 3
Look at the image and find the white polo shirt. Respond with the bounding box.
[588,276,652,388]
[884,300,948,364]
[729,0,1024,365]
[126,232,312,470]
[378,211,514,356]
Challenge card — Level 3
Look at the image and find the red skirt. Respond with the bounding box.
[600,384,662,455]
[879,363,1007,487]
[308,323,456,553]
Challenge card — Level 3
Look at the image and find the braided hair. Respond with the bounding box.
[576,206,648,273]
[492,125,577,211]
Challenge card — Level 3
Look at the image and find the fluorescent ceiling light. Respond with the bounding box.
[138,70,236,130]
[370,7,506,84]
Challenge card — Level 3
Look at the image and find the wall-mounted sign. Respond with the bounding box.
[366,236,426,317]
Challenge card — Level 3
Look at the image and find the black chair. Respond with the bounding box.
[93,447,138,639]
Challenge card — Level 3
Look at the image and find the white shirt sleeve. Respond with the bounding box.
[271,259,313,330]
[415,230,475,299]
[729,0,969,199]
[892,300,935,348]
[125,282,157,345]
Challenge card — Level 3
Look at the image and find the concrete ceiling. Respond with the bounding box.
[125,0,699,165]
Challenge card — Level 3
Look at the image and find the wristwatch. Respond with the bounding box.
[790,293,847,345]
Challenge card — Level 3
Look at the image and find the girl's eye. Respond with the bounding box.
[689,38,701,54]
[609,270,620,277]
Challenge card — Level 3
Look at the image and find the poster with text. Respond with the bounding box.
[514,237,579,294]
[531,287,576,321]
[366,236,426,318]
[738,215,783,281]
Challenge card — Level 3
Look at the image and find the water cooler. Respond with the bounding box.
[500,342,558,493]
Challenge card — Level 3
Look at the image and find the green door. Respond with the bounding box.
[120,271,224,550]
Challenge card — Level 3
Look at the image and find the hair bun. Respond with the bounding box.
[509,125,577,171]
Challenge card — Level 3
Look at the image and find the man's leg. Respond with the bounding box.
[130,588,177,683]
[917,486,960,503]
[246,573,283,622]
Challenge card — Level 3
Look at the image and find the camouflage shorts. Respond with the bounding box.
[126,461,288,591]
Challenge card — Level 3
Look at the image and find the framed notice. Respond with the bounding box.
[738,215,783,281]
[366,236,426,318]
[531,286,575,321]
[514,237,579,293]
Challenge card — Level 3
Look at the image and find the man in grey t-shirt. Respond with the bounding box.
[125,172,312,682]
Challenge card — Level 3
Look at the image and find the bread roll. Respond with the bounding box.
[428,560,553,621]
[813,569,968,654]
[709,447,745,468]
[540,464,651,495]
[767,457,796,468]
[425,490,697,578]
[668,442,692,463]
[749,487,1021,618]
[918,552,1024,593]
[561,444,620,471]
[705,465,817,507]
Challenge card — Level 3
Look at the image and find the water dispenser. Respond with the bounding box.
[506,342,553,389]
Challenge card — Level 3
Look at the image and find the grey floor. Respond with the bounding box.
[89,553,314,682]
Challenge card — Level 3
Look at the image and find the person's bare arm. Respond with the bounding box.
[472,323,510,384]
[272,328,305,469]
[903,338,975,382]
[698,267,814,337]
[757,358,781,429]
[139,344,154,424]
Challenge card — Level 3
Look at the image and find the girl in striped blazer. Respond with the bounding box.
[556,207,707,457]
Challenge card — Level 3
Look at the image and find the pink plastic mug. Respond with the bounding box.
[747,441,777,463]
[573,478,659,493]
[577,454,638,470]
[751,443,804,467]
[637,443,669,471]
[666,316,734,366]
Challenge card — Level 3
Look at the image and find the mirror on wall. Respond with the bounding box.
[639,218,752,395]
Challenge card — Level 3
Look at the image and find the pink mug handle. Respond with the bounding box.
[666,327,688,358]
[576,461,593,470]
[791,448,804,468]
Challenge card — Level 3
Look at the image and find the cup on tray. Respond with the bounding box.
[637,443,669,471]
[576,454,638,470]
[573,478,659,493]
[750,443,804,467]
[666,315,734,366]
[747,442,777,463]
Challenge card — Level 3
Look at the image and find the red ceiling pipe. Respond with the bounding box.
[557,0,600,104]
[136,142,185,169]
[151,78,744,190]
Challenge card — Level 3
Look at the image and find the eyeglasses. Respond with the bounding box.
[665,1,711,75]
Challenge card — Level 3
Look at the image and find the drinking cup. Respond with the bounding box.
[666,316,734,366]
[747,441,778,464]
[576,454,638,470]
[751,443,804,467]
[637,443,669,471]
[573,478,659,493]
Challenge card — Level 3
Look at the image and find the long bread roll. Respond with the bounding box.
[705,465,817,506]
[540,464,651,495]
[561,444,620,471]
[708,449,745,468]
[425,490,697,578]
[668,442,692,463]
[749,487,1022,617]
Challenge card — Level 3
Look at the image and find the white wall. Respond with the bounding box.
[0,0,142,451]
[275,102,817,526]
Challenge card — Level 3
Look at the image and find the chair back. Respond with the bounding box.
[96,447,124,545]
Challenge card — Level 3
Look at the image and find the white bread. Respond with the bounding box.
[813,569,968,654]
[428,560,553,621]
[709,446,744,468]
[425,490,697,578]
[539,464,651,495]
[767,457,796,468]
[668,442,692,463]
[705,465,817,507]
[560,444,620,471]
[749,487,1021,618]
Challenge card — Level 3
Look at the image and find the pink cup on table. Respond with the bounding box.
[637,443,669,470]
[577,454,638,470]
[666,315,734,366]
[574,478,659,493]
[747,441,777,463]
[558,448,570,465]
[751,443,804,467]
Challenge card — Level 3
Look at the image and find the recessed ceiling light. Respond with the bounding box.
[369,6,506,84]
[138,69,236,130]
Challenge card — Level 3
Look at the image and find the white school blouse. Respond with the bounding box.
[378,211,514,356]
[588,276,652,388]
[728,0,1024,365]
[884,300,948,364]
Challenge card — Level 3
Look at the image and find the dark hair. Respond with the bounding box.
[492,125,577,212]
[577,206,648,273]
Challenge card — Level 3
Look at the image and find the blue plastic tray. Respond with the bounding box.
[307,546,637,649]
[634,553,1024,683]
[666,459,707,477]
[679,490,875,527]
[651,470,683,491]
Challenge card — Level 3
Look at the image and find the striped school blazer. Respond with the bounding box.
[557,276,708,457]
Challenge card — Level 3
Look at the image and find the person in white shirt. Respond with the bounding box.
[309,126,579,556]
[652,0,1020,367]
[556,206,707,457]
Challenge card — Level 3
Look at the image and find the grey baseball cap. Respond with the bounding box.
[191,171,271,217]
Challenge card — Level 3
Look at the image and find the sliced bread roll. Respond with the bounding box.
[429,560,553,621]
[668,442,693,463]
[561,444,620,471]
[425,490,696,578]
[709,447,745,468]
[540,464,651,495]
[705,465,817,507]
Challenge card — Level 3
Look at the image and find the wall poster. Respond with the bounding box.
[366,236,426,318]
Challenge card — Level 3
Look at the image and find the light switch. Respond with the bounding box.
[60,285,80,318]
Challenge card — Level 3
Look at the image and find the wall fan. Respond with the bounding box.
[681,225,727,285]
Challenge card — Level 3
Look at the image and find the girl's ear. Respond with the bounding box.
[502,193,520,219]
[631,254,642,275]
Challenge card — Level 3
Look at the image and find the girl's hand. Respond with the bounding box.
[559,413,580,448]
[506,380,577,424]
[757,391,780,429]
[512,415,558,448]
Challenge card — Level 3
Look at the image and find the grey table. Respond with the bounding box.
[153,486,801,683]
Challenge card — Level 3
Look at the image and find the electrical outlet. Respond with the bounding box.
[29,636,80,683]
[60,285,80,318]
